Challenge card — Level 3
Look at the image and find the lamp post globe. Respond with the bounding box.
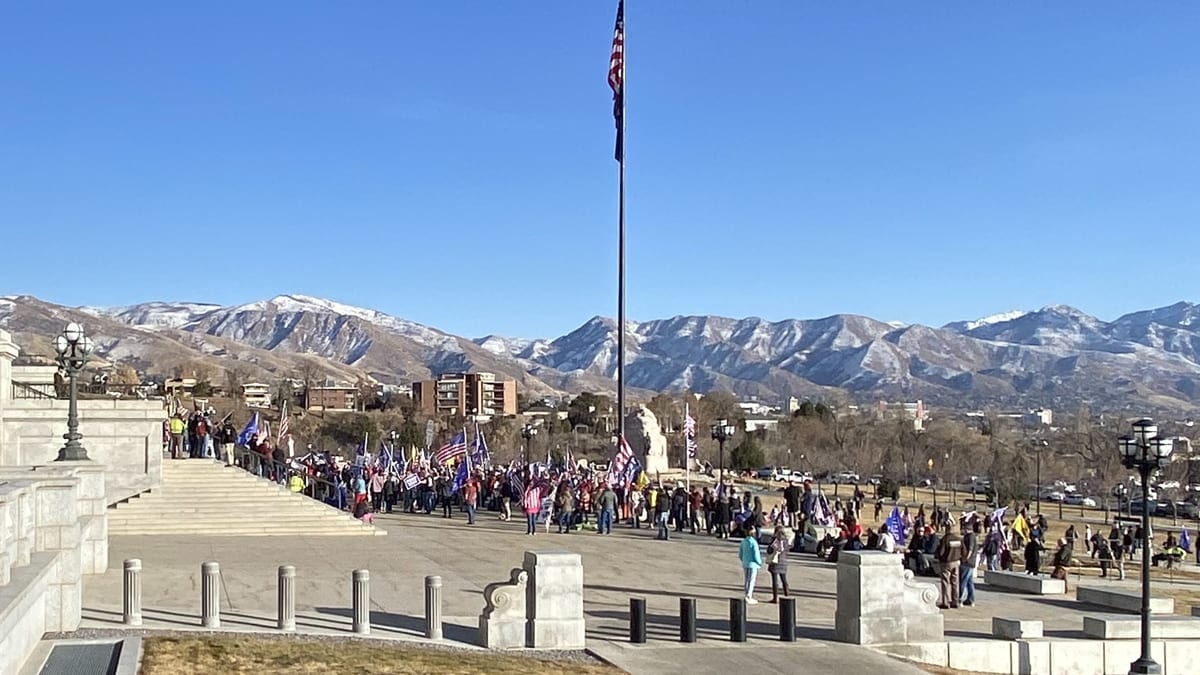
[54,323,93,462]
[1118,420,1170,675]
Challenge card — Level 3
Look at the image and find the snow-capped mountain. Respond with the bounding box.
[2,295,1199,411]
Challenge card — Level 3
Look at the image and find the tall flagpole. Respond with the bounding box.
[612,0,627,450]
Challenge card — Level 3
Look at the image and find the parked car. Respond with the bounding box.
[1128,500,1159,516]
[1160,502,1200,519]
[756,467,777,480]
[833,471,860,483]
[1063,494,1098,508]
[771,468,794,482]
[1157,480,1182,490]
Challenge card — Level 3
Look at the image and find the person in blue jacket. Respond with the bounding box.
[739,528,763,604]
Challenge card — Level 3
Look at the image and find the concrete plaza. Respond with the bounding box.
[78,506,1188,674]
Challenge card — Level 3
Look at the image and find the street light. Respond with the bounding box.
[53,322,95,462]
[1033,440,1048,516]
[1118,418,1173,675]
[521,423,537,466]
[710,419,736,493]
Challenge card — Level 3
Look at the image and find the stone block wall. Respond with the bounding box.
[0,463,108,674]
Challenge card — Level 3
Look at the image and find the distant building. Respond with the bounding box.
[240,382,272,409]
[738,401,776,417]
[876,399,929,431]
[412,372,517,417]
[307,384,358,412]
[744,418,780,433]
[785,397,800,415]
[163,377,197,395]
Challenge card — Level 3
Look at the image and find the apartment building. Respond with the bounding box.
[412,372,517,417]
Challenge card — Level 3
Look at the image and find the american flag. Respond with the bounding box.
[608,0,625,162]
[434,431,468,465]
[276,401,289,445]
[683,412,698,458]
[609,434,636,485]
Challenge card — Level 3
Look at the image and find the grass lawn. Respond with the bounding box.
[140,636,621,675]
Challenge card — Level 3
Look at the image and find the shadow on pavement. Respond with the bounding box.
[314,606,479,645]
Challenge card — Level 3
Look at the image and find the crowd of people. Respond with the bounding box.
[161,406,1197,610]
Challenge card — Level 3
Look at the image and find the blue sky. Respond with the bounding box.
[1,2,1197,338]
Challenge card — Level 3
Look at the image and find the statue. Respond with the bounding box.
[624,405,670,475]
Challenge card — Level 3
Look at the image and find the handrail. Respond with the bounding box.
[230,445,343,508]
[11,381,58,400]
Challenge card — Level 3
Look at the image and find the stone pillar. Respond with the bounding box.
[523,550,585,649]
[123,559,142,626]
[425,575,443,640]
[352,569,370,634]
[834,550,942,645]
[58,462,109,575]
[0,329,17,410]
[478,568,528,649]
[201,561,221,628]
[32,478,83,632]
[277,565,296,631]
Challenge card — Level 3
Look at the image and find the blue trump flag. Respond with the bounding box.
[451,456,470,494]
[886,506,906,546]
[471,428,489,467]
[236,412,259,447]
[1181,527,1192,553]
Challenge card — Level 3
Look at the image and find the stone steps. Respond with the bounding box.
[107,460,382,537]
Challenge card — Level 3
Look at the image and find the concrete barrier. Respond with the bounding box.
[1077,585,1174,614]
[982,570,1065,595]
[991,617,1042,640]
[1083,614,1200,639]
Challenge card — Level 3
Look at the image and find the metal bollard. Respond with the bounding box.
[729,597,746,642]
[201,561,220,628]
[277,565,296,631]
[352,569,370,634]
[680,597,697,643]
[629,597,647,643]
[779,597,796,642]
[122,559,142,627]
[425,575,443,640]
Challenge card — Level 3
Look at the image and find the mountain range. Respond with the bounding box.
[1,294,1198,413]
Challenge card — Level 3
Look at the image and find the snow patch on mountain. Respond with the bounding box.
[943,310,1028,333]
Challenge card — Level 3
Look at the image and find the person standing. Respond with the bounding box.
[960,520,981,607]
[597,484,617,535]
[1050,538,1073,589]
[655,487,671,540]
[768,525,790,603]
[168,414,185,459]
[218,418,237,466]
[936,522,963,609]
[739,528,763,604]
[555,481,575,534]
[523,482,542,536]
[464,473,480,525]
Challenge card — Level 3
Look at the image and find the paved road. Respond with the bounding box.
[79,505,1180,673]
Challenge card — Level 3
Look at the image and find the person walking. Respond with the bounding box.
[597,484,617,535]
[739,528,763,605]
[767,525,790,603]
[936,522,963,609]
[960,520,981,607]
[1050,538,1073,590]
[464,474,480,525]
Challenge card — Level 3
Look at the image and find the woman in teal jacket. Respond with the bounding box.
[739,530,762,604]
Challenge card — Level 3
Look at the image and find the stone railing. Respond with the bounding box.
[1,399,162,504]
[0,462,108,675]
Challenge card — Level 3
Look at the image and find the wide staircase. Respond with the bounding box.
[107,459,385,536]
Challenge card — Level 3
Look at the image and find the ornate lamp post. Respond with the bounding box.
[1119,418,1173,675]
[53,322,95,462]
[521,423,537,466]
[710,419,736,493]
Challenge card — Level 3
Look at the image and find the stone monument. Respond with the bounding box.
[523,550,585,649]
[624,406,669,476]
[834,550,943,645]
[478,567,528,649]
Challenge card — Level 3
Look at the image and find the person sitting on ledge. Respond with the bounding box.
[1152,544,1186,568]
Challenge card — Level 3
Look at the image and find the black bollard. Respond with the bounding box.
[680,597,697,643]
[778,597,796,642]
[629,597,647,643]
[729,597,747,642]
